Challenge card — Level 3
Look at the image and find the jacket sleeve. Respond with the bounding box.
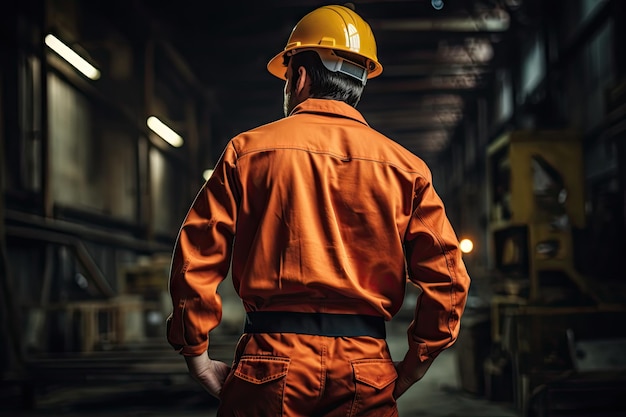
[403,171,471,362]
[166,143,240,356]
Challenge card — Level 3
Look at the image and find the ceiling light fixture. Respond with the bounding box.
[44,34,101,80]
[147,116,184,148]
[432,0,444,10]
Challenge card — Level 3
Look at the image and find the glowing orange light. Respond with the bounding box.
[460,238,474,254]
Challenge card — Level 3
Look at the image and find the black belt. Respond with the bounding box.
[243,311,386,339]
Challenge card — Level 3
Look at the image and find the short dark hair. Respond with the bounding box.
[287,51,365,107]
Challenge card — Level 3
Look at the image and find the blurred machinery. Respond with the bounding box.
[462,129,626,415]
[2,248,240,409]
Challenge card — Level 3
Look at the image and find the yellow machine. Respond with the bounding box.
[482,130,626,412]
[487,129,590,303]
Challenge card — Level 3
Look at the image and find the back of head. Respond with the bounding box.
[288,50,365,107]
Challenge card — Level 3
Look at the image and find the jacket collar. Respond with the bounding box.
[290,98,369,127]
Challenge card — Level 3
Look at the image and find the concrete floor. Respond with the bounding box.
[392,344,518,417]
[1,320,519,417]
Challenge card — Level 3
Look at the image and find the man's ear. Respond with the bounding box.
[295,66,309,97]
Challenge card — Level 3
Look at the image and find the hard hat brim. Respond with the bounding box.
[267,51,289,81]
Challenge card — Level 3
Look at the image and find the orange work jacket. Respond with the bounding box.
[167,98,471,362]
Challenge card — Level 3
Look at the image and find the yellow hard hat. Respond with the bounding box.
[267,5,383,85]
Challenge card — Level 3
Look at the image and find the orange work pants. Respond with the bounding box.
[217,333,398,417]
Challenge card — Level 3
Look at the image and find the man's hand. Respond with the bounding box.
[184,353,231,398]
[393,352,434,399]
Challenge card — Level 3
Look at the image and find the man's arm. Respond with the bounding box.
[395,173,471,397]
[167,143,240,356]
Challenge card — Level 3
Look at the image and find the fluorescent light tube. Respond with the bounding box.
[147,116,184,148]
[45,34,101,80]
[203,169,214,181]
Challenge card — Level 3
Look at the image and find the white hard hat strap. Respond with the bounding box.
[288,48,368,85]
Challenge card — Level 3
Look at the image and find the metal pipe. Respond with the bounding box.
[5,209,171,253]
[7,224,116,298]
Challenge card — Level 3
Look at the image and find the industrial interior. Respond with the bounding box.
[1,0,626,415]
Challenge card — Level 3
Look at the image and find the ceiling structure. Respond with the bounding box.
[130,0,529,164]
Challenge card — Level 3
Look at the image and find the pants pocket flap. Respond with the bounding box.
[352,359,398,389]
[234,356,290,384]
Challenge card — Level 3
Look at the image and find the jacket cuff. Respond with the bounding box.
[409,340,443,362]
[178,341,209,356]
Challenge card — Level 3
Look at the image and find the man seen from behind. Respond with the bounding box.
[167,4,472,416]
